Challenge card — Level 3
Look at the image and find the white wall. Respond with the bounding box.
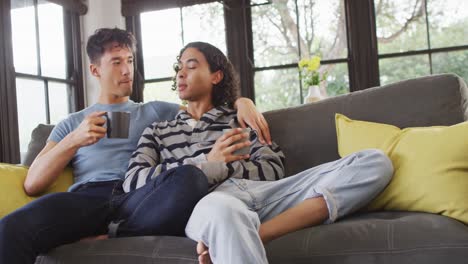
[80,0,125,106]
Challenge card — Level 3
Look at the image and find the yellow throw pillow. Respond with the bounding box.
[0,163,73,218]
[335,114,468,224]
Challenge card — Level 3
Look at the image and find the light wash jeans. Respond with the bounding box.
[185,149,393,264]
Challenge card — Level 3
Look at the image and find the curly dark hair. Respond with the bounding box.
[173,42,240,108]
[86,28,136,64]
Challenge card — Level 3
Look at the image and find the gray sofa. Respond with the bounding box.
[33,74,468,263]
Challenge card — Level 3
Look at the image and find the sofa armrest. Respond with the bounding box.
[0,163,73,218]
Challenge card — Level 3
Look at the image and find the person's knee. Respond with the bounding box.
[196,193,258,227]
[172,165,209,194]
[362,149,394,185]
[0,213,22,240]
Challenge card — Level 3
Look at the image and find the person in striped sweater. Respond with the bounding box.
[124,42,394,264]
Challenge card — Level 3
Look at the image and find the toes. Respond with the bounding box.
[197,241,208,254]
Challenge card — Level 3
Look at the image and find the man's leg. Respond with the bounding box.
[255,149,393,243]
[185,190,268,264]
[111,165,209,237]
[0,181,117,264]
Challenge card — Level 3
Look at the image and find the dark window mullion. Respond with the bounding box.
[144,76,173,83]
[180,7,185,46]
[378,45,468,59]
[344,0,380,91]
[294,0,304,104]
[424,0,433,74]
[33,0,42,76]
[44,79,50,124]
[255,58,349,72]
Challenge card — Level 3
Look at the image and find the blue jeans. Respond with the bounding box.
[185,149,393,264]
[0,165,208,264]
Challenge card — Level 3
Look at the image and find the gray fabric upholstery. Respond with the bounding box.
[265,74,466,176]
[21,124,54,166]
[266,212,468,264]
[36,212,468,264]
[35,236,198,264]
[34,74,468,264]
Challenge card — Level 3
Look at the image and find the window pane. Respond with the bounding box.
[16,78,47,154]
[48,82,70,124]
[182,2,226,54]
[143,81,182,105]
[428,0,468,48]
[38,1,66,78]
[251,0,270,5]
[141,8,182,79]
[255,68,300,112]
[379,55,430,85]
[298,0,347,60]
[322,63,349,97]
[432,50,468,83]
[375,0,428,54]
[252,0,299,67]
[10,0,38,75]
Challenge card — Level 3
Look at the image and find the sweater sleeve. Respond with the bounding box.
[123,125,161,192]
[123,125,208,192]
[199,131,285,185]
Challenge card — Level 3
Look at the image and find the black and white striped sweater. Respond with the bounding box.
[123,106,285,192]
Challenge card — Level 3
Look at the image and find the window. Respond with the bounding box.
[139,2,226,104]
[375,0,468,85]
[10,0,83,159]
[123,0,468,114]
[251,0,349,112]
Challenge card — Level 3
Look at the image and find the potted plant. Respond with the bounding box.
[298,56,327,103]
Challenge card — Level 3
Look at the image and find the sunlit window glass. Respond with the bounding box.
[38,0,66,78]
[252,0,349,112]
[11,0,38,75]
[379,55,430,85]
[428,0,468,48]
[141,8,182,80]
[48,82,70,124]
[144,81,181,105]
[375,0,428,54]
[16,78,47,154]
[141,2,226,104]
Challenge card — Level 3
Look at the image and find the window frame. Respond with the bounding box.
[0,0,85,163]
[123,0,467,104]
[123,0,380,104]
[375,0,468,82]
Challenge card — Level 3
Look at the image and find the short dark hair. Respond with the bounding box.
[174,42,240,108]
[86,28,136,64]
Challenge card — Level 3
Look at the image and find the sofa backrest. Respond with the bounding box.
[263,74,468,176]
[22,124,55,166]
[22,74,468,176]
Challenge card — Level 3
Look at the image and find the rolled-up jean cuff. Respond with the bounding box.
[107,219,125,238]
[305,186,338,224]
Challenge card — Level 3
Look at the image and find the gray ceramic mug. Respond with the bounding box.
[222,128,252,155]
[105,111,130,138]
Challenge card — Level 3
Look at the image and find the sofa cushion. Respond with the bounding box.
[36,236,198,264]
[266,212,468,264]
[22,124,55,167]
[335,113,468,224]
[36,212,468,264]
[0,163,73,218]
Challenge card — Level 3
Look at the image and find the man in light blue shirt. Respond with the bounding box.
[0,28,271,264]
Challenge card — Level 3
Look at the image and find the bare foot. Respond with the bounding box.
[80,234,109,241]
[197,241,212,264]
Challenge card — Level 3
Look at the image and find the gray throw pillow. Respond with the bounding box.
[21,124,55,167]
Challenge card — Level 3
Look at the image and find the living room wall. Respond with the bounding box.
[80,0,125,106]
